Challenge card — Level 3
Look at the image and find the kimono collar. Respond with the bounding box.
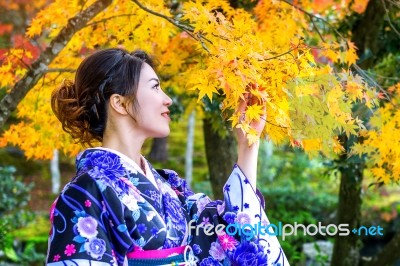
[75,147,158,188]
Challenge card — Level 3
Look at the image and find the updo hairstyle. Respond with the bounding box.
[51,48,154,146]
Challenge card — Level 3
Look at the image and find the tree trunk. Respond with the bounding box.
[148,137,168,163]
[203,118,237,200]
[351,0,386,69]
[185,111,196,187]
[331,1,388,264]
[330,136,364,266]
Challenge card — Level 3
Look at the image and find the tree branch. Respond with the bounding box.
[381,0,400,38]
[261,117,291,129]
[352,64,387,99]
[265,47,297,61]
[0,0,112,129]
[46,68,76,73]
[310,17,325,42]
[85,14,134,28]
[363,231,400,266]
[130,0,195,37]
[130,0,212,51]
[280,0,346,41]
[280,0,387,98]
[388,0,400,8]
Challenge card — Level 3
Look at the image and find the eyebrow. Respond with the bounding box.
[148,78,159,83]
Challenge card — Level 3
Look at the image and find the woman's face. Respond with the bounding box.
[134,63,172,138]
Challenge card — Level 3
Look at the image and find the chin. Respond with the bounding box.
[153,129,170,138]
[157,132,170,138]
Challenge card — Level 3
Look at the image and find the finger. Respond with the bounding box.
[261,104,266,121]
[237,92,249,114]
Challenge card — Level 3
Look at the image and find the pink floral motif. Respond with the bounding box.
[84,200,92,207]
[64,244,76,256]
[53,254,61,261]
[218,233,238,251]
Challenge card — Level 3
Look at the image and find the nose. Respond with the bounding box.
[163,91,173,107]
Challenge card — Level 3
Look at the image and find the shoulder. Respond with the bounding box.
[156,169,195,197]
[55,172,105,208]
[61,172,98,194]
[60,169,120,204]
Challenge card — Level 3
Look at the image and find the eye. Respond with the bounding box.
[152,83,160,90]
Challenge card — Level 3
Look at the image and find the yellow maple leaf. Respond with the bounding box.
[345,41,359,65]
[332,137,345,154]
[371,167,390,184]
[246,104,264,121]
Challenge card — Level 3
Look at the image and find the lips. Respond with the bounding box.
[161,111,170,121]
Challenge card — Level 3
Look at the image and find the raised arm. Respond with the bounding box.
[236,92,266,188]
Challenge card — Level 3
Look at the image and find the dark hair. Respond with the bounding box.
[51,48,154,146]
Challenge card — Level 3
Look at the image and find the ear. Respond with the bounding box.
[109,94,128,115]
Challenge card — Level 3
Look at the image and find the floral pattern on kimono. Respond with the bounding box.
[46,148,289,265]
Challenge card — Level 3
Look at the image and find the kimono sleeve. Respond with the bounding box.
[185,165,290,266]
[46,173,134,266]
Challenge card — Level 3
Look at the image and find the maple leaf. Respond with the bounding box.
[344,41,359,65]
[246,104,264,121]
[371,168,390,184]
[0,0,385,174]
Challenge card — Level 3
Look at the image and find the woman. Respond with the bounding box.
[46,48,289,265]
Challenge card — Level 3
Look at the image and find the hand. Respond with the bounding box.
[235,92,266,187]
[235,92,267,147]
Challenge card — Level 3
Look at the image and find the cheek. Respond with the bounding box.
[135,108,157,126]
[136,94,156,111]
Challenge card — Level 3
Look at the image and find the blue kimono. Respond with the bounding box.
[46,148,289,265]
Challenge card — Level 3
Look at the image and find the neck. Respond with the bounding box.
[102,130,146,167]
